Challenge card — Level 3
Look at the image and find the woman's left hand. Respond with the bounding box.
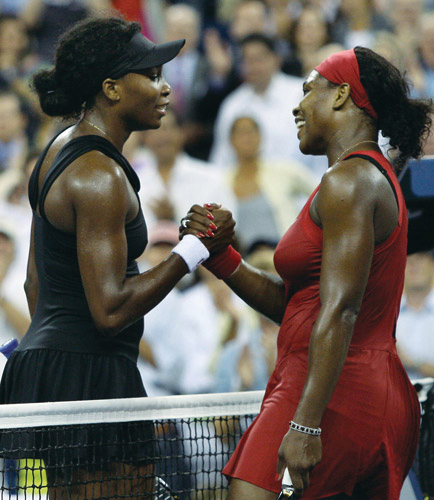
[277,430,322,498]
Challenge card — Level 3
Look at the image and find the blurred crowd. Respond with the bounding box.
[0,0,433,395]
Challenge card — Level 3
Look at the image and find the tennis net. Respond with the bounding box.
[0,379,432,500]
[0,390,263,500]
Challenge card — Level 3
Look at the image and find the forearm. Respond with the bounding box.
[224,261,286,324]
[293,307,357,427]
[95,254,188,335]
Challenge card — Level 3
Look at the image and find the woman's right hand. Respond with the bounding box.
[180,203,236,256]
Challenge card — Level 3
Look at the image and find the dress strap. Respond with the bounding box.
[343,153,398,206]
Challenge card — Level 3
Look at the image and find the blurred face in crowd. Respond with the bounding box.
[165,5,200,53]
[293,7,328,52]
[143,110,184,164]
[0,17,28,58]
[0,93,26,143]
[231,1,268,40]
[241,41,280,93]
[391,0,423,29]
[404,252,434,293]
[230,116,261,161]
[420,14,434,69]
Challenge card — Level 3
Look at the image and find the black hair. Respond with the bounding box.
[31,16,141,118]
[355,46,434,169]
[239,32,277,54]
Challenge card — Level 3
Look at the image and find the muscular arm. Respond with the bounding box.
[72,161,190,336]
[294,166,375,426]
[224,262,286,324]
[24,220,38,318]
[277,163,379,495]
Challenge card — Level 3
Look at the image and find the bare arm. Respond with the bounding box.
[24,220,38,318]
[224,262,286,324]
[277,164,378,496]
[183,204,287,324]
[70,161,233,336]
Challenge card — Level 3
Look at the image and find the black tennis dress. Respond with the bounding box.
[0,131,149,405]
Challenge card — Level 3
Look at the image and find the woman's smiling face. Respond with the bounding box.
[117,66,172,131]
[293,70,336,157]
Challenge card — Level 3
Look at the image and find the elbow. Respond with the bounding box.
[93,313,125,337]
[339,305,360,331]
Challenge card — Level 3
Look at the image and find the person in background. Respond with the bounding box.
[227,115,317,252]
[396,251,434,380]
[130,108,237,233]
[162,2,239,160]
[213,240,279,393]
[0,225,29,352]
[285,6,332,78]
[0,90,30,200]
[331,0,392,50]
[210,33,307,170]
[136,219,186,396]
[20,0,111,63]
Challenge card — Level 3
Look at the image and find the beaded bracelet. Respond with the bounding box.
[289,420,322,436]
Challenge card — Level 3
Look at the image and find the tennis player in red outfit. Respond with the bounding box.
[182,47,433,499]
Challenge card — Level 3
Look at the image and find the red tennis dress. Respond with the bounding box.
[223,152,420,499]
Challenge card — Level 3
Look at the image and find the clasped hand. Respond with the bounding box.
[277,429,322,498]
[179,203,236,255]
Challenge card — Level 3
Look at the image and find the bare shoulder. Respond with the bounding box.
[64,150,131,204]
[317,156,385,210]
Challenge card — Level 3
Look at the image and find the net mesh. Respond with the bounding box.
[0,380,432,500]
[0,391,263,500]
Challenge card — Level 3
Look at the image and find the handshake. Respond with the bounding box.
[173,203,241,279]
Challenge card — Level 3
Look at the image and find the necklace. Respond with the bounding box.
[335,140,378,164]
[82,118,113,142]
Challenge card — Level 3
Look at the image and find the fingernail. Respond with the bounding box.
[197,232,205,238]
[209,222,218,231]
[206,229,214,237]
[205,203,213,208]
[206,213,215,220]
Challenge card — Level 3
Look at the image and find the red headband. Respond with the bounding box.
[314,48,377,120]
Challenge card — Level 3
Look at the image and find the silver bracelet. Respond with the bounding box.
[290,420,321,436]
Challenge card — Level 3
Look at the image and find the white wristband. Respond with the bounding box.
[171,234,210,273]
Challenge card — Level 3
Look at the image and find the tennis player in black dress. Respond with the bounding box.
[0,16,235,499]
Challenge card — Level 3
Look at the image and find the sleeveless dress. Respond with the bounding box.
[0,131,155,470]
[223,152,420,499]
[0,131,149,404]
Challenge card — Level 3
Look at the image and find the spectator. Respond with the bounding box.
[0,14,39,92]
[412,13,434,99]
[131,109,237,232]
[227,115,317,251]
[396,251,434,380]
[0,224,30,375]
[162,3,238,159]
[175,267,247,394]
[285,7,332,78]
[332,0,392,50]
[209,33,308,170]
[20,0,111,63]
[213,240,279,392]
[0,90,29,200]
[135,220,187,396]
[388,0,424,58]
